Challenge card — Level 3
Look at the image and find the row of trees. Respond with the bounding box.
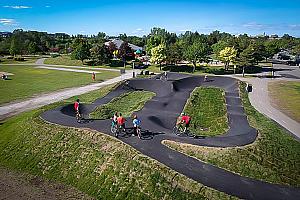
[146,28,300,72]
[1,28,300,71]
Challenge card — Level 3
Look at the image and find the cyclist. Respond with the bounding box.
[74,99,81,123]
[181,113,191,133]
[117,113,126,132]
[111,112,118,136]
[176,113,190,133]
[132,114,141,138]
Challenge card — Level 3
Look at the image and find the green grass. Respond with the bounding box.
[163,82,300,187]
[268,81,300,123]
[90,91,155,119]
[0,84,232,199]
[183,87,228,136]
[0,56,40,64]
[0,65,118,104]
[44,55,83,66]
[44,55,134,69]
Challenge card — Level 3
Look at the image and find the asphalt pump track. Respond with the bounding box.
[41,72,300,200]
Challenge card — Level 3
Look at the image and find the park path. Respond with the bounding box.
[0,58,135,120]
[234,75,300,140]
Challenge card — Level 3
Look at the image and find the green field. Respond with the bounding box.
[44,55,133,69]
[0,84,232,200]
[163,82,300,187]
[268,81,300,123]
[183,87,228,136]
[44,55,83,66]
[90,91,155,119]
[0,65,118,104]
[0,56,40,64]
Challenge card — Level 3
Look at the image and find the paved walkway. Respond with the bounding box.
[243,77,300,139]
[35,66,102,74]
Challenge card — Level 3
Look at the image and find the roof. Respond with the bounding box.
[105,39,143,51]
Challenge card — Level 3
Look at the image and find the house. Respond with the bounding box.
[105,39,143,51]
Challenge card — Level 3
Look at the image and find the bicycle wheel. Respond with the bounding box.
[137,128,142,139]
[111,125,117,134]
[172,127,180,135]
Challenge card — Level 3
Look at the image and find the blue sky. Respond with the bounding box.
[1,0,300,36]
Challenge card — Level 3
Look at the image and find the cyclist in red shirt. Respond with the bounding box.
[74,99,81,122]
[117,113,126,131]
[179,112,191,132]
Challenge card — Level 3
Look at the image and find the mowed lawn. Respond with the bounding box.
[268,81,300,123]
[44,55,83,66]
[0,65,118,104]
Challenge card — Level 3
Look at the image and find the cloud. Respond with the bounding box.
[242,22,266,30]
[3,5,31,9]
[45,5,51,8]
[132,28,145,35]
[0,18,17,25]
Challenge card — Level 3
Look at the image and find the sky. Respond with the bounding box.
[1,0,300,37]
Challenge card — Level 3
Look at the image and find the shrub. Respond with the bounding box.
[110,59,124,67]
[14,57,25,61]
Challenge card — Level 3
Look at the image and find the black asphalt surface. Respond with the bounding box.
[41,73,300,200]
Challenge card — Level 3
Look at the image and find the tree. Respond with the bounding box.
[150,44,167,71]
[183,41,209,72]
[219,47,237,70]
[9,39,19,56]
[264,40,279,60]
[292,44,300,55]
[90,43,110,65]
[212,40,229,59]
[251,42,266,64]
[71,40,90,64]
[118,41,132,67]
[108,41,117,56]
[28,41,38,54]
[238,46,256,77]
[166,42,183,65]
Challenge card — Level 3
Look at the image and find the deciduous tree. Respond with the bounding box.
[150,44,167,71]
[219,47,237,70]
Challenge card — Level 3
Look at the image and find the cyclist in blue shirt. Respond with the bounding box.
[132,115,141,137]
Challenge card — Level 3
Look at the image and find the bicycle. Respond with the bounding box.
[76,111,83,123]
[115,124,126,138]
[111,121,118,137]
[136,126,142,139]
[172,123,192,137]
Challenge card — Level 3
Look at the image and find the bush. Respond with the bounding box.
[204,67,227,75]
[110,59,124,67]
[14,57,25,61]
[7,56,13,59]
[50,53,60,58]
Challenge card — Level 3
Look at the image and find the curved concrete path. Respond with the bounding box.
[41,73,300,200]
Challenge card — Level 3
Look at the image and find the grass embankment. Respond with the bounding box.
[0,84,231,199]
[0,56,40,64]
[44,55,133,69]
[0,65,118,104]
[163,82,300,187]
[90,91,155,119]
[44,55,83,66]
[183,87,228,136]
[268,81,300,123]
